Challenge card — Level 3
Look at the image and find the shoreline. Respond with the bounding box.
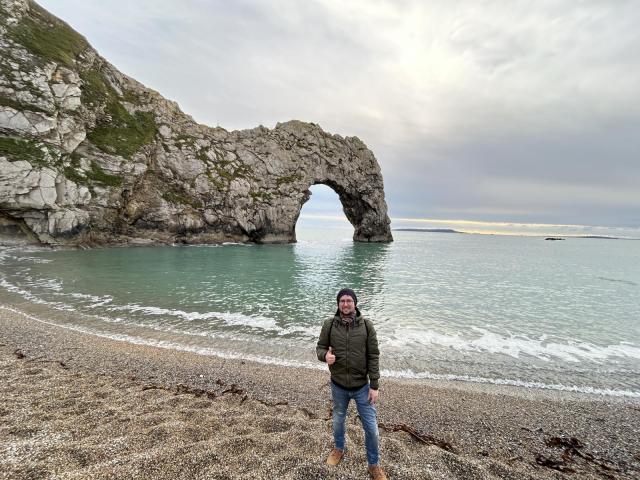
[1,306,639,479]
[1,303,637,403]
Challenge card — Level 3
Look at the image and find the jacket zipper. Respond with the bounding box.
[346,321,350,386]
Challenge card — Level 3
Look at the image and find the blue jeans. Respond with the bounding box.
[331,382,380,466]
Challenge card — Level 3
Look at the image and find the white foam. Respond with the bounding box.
[0,278,75,311]
[0,275,316,339]
[103,302,317,337]
[0,305,320,370]
[218,311,277,330]
[381,368,640,398]
[70,292,114,307]
[107,304,282,331]
[32,277,64,292]
[106,303,218,320]
[4,254,53,264]
[386,326,640,363]
[0,246,56,262]
[275,324,320,337]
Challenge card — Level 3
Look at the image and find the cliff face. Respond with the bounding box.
[0,0,393,246]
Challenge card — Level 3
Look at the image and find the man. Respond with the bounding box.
[316,288,388,480]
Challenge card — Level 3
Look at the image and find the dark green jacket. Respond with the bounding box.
[316,309,380,390]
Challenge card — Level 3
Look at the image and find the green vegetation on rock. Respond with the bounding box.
[87,109,157,159]
[62,165,86,184]
[276,174,302,186]
[0,93,50,115]
[122,89,142,106]
[195,149,209,163]
[234,163,254,178]
[62,152,90,187]
[84,161,123,187]
[61,155,121,189]
[0,137,48,166]
[80,68,157,158]
[213,165,235,181]
[213,163,253,182]
[162,191,203,209]
[175,134,199,148]
[7,3,88,67]
[211,157,254,180]
[79,70,109,107]
[206,169,226,191]
[249,190,272,202]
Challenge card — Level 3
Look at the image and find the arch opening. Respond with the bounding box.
[296,184,354,241]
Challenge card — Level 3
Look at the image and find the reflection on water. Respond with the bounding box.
[292,238,391,318]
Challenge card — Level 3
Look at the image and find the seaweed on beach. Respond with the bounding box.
[535,454,576,473]
[12,348,70,370]
[379,422,457,453]
[535,435,623,478]
[144,379,291,407]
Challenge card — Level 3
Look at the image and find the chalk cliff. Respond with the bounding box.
[0,0,392,245]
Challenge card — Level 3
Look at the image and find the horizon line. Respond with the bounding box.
[299,214,640,231]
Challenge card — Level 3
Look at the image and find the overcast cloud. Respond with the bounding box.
[38,0,640,228]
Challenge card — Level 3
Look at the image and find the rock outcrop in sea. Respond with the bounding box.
[0,0,393,246]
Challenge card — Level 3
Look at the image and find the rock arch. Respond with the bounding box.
[221,121,393,244]
[0,2,393,246]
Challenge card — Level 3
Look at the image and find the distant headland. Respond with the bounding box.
[393,228,462,234]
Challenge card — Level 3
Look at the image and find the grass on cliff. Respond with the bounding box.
[162,190,203,209]
[81,70,157,159]
[6,2,156,159]
[276,174,302,186]
[0,137,48,166]
[0,93,50,116]
[249,190,272,202]
[62,152,87,185]
[84,161,123,187]
[87,109,157,159]
[62,154,122,188]
[7,2,88,67]
[62,166,86,185]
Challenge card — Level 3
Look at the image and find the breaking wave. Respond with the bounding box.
[2,304,639,398]
[386,326,640,363]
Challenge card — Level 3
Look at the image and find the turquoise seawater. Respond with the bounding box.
[1,226,639,396]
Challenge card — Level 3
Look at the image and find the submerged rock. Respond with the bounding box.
[0,0,392,246]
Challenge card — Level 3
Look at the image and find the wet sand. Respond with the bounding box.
[1,306,639,479]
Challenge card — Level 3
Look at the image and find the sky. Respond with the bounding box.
[37,0,640,230]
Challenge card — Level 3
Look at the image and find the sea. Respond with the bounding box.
[1,217,639,398]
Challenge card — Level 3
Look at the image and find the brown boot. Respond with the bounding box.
[368,465,388,480]
[326,448,344,466]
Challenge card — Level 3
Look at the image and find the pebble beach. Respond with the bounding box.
[1,306,639,480]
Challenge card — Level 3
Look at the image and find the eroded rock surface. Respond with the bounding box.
[0,0,392,245]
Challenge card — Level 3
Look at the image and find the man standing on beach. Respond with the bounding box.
[316,288,387,480]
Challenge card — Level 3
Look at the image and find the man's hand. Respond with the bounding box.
[368,388,379,405]
[326,346,336,365]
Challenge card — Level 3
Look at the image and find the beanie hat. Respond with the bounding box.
[336,288,357,306]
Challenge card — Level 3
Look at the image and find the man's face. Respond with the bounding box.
[338,295,356,315]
